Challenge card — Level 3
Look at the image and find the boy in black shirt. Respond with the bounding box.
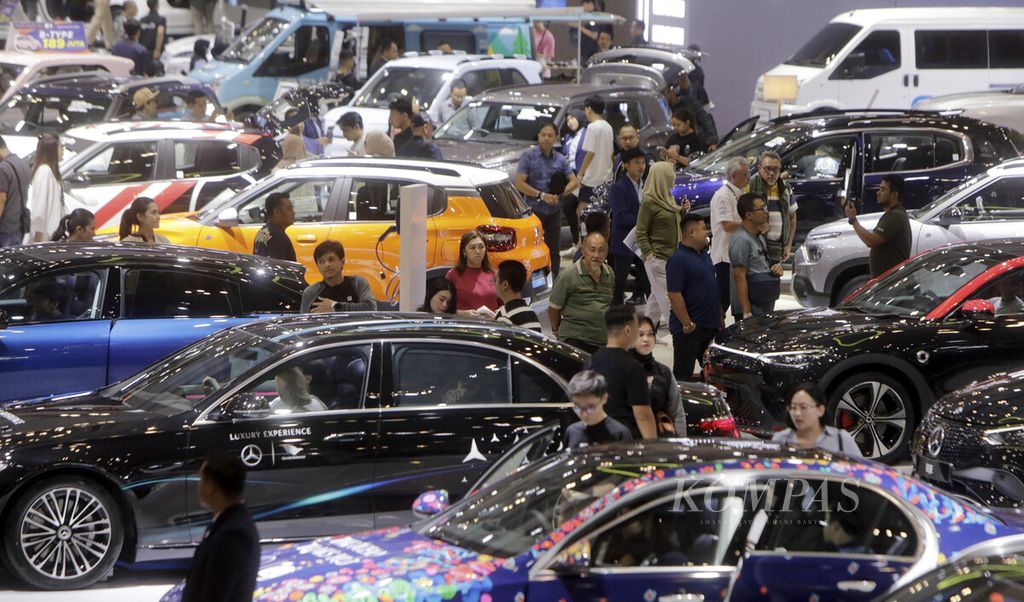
[586,305,657,439]
[253,193,296,262]
[662,107,705,169]
[300,240,377,312]
[564,370,633,448]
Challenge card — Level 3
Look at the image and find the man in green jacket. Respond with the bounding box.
[746,151,796,263]
[636,161,690,327]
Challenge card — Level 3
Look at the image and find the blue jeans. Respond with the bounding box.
[0,231,22,247]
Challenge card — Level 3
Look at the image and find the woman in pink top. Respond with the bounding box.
[533,21,555,79]
[446,229,499,316]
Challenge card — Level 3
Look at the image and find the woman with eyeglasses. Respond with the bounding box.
[771,383,861,457]
[445,229,498,317]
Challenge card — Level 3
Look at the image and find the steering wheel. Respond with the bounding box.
[202,376,222,395]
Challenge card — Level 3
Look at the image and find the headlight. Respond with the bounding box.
[806,230,843,242]
[758,349,826,368]
[805,244,822,262]
[982,425,1024,447]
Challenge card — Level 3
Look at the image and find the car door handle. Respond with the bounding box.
[903,74,909,87]
[837,580,877,593]
[324,431,368,443]
[913,75,919,87]
[295,234,318,243]
[659,593,705,602]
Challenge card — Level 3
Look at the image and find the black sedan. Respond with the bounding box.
[913,369,1024,508]
[706,239,1024,463]
[0,313,733,589]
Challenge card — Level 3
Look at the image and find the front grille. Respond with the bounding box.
[917,414,988,465]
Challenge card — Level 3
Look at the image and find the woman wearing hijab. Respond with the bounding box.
[635,161,691,328]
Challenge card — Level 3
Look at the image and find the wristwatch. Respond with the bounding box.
[332,301,342,312]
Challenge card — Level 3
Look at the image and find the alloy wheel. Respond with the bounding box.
[18,486,114,581]
[833,380,909,460]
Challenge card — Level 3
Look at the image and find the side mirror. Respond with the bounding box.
[216,207,239,228]
[412,489,449,518]
[938,206,962,227]
[961,298,995,326]
[66,172,90,185]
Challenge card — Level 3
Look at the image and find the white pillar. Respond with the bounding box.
[398,184,428,312]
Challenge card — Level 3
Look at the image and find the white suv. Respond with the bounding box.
[323,53,542,154]
[793,158,1024,307]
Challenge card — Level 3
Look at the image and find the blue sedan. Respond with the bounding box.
[161,439,1017,602]
[0,243,304,402]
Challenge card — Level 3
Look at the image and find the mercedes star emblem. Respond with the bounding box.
[241,444,263,467]
[927,426,945,457]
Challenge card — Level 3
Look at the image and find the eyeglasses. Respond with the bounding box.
[788,404,818,413]
[761,165,781,174]
[574,403,600,415]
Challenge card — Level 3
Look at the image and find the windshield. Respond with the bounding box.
[786,22,861,68]
[100,329,284,417]
[841,249,1000,317]
[0,62,25,94]
[419,453,640,557]
[435,101,559,143]
[0,93,111,134]
[352,67,446,110]
[221,17,290,63]
[688,124,810,175]
[912,173,988,219]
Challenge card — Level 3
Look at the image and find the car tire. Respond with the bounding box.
[834,274,871,306]
[828,372,916,463]
[3,476,123,590]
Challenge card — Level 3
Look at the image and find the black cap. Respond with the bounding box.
[412,112,433,128]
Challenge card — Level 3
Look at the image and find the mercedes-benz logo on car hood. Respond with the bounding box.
[927,426,945,457]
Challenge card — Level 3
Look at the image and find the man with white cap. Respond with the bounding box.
[132,87,160,120]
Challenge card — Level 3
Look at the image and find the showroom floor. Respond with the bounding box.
[0,275,804,600]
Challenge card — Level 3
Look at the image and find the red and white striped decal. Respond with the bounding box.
[92,181,197,228]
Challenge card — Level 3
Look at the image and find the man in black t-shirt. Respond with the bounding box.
[253,193,296,262]
[564,370,633,448]
[139,0,166,70]
[389,97,415,157]
[300,240,377,313]
[586,305,657,439]
[846,174,912,277]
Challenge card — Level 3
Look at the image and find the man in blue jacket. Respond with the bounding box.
[608,147,650,305]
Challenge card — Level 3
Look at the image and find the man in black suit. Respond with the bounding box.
[182,450,260,602]
[608,147,650,305]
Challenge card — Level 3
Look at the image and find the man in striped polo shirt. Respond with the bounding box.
[494,260,542,333]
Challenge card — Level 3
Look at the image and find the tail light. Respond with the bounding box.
[699,417,739,438]
[477,225,517,252]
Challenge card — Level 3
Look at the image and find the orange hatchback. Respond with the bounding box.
[115,158,552,301]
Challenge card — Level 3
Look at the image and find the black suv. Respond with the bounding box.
[677,110,1022,247]
[705,239,1024,463]
[433,83,673,175]
[0,73,222,155]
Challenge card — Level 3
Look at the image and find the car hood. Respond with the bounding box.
[717,306,908,351]
[162,527,506,601]
[929,371,1024,427]
[0,393,156,446]
[672,169,726,207]
[434,139,525,173]
[189,60,246,84]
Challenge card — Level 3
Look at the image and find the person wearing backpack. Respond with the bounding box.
[0,135,31,247]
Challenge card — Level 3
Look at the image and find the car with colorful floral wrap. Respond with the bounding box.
[160,439,1019,602]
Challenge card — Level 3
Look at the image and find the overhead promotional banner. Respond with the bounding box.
[5,21,89,53]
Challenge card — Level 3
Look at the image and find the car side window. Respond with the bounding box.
[227,345,372,417]
[237,178,334,225]
[256,25,330,78]
[347,178,413,221]
[972,271,1024,317]
[867,133,963,173]
[603,100,643,138]
[785,136,855,179]
[513,359,568,404]
[950,177,1024,223]
[0,270,104,325]
[503,69,529,87]
[462,69,503,96]
[390,343,510,407]
[74,141,157,185]
[832,30,901,80]
[580,484,756,568]
[752,478,917,558]
[122,269,240,318]
[174,141,241,178]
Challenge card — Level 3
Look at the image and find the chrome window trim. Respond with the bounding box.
[192,340,376,426]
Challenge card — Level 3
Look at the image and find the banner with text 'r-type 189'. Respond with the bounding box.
[5,22,88,53]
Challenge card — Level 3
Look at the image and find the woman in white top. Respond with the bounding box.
[119,197,170,244]
[28,132,65,243]
[771,383,862,458]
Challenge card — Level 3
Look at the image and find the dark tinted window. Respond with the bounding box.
[390,343,510,407]
[174,141,241,178]
[951,177,1024,223]
[989,30,1024,68]
[786,22,861,67]
[513,359,568,404]
[604,100,645,135]
[0,270,104,324]
[478,181,528,218]
[241,279,303,313]
[255,25,331,78]
[504,69,529,87]
[74,142,157,185]
[867,133,963,173]
[831,30,901,80]
[915,30,987,69]
[123,269,240,317]
[461,69,503,96]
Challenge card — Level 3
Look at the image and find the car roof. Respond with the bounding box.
[480,82,653,104]
[386,53,539,70]
[0,242,306,284]
[63,121,264,144]
[22,73,207,99]
[834,7,1024,27]
[759,109,1013,139]
[282,157,509,188]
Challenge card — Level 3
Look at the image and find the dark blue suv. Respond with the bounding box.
[676,110,1022,247]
